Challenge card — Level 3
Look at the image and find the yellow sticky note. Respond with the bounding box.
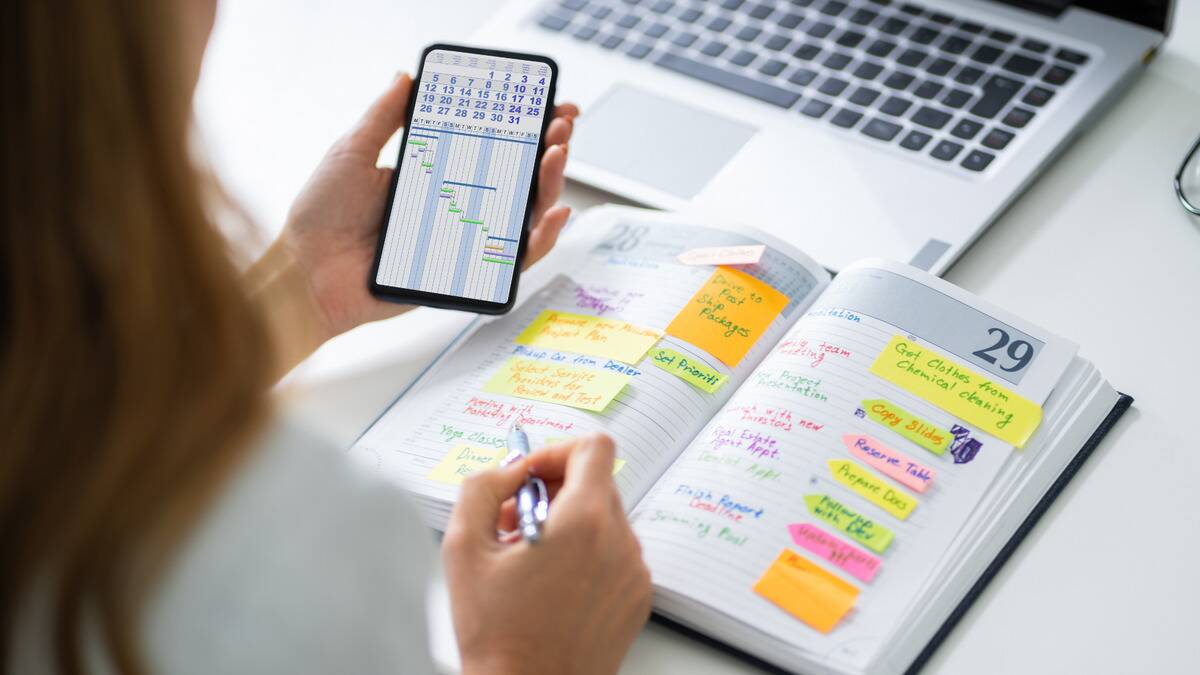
[483,357,631,412]
[516,310,663,363]
[869,335,1042,448]
[427,444,506,485]
[862,399,951,456]
[648,346,729,393]
[665,267,788,367]
[753,548,860,634]
[828,459,918,521]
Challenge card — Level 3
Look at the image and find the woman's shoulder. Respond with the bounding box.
[144,414,437,675]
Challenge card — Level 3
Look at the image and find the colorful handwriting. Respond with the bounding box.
[516,310,662,364]
[870,335,1042,447]
[752,370,828,402]
[804,307,861,323]
[788,524,882,583]
[753,548,860,634]
[776,339,853,368]
[647,510,750,546]
[695,450,784,481]
[483,358,630,412]
[426,444,505,485]
[843,434,935,493]
[861,398,950,455]
[708,425,780,459]
[648,346,728,393]
[463,397,578,431]
[676,244,766,266]
[804,494,894,553]
[437,424,505,449]
[665,266,788,367]
[828,459,918,521]
[675,484,765,522]
[573,285,643,316]
[727,404,824,432]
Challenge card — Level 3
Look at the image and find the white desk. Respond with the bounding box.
[196,2,1200,672]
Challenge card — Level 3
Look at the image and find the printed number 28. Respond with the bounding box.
[972,328,1033,373]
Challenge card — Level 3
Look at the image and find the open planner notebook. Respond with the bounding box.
[350,206,1131,675]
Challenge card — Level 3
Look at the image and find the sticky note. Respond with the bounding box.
[665,267,788,367]
[862,399,951,456]
[753,548,860,633]
[804,494,894,553]
[788,524,882,583]
[677,244,766,266]
[843,434,935,493]
[828,459,917,521]
[648,346,728,393]
[869,335,1042,448]
[516,310,663,364]
[483,357,631,412]
[427,444,505,485]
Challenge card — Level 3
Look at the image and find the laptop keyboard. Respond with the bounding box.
[534,0,1091,174]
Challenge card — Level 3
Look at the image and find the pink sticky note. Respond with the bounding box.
[788,523,881,583]
[676,244,766,266]
[843,433,936,493]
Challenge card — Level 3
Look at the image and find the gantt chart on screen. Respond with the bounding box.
[376,49,552,303]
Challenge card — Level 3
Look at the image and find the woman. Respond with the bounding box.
[0,2,652,674]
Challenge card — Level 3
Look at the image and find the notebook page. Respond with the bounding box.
[350,207,829,523]
[631,259,1079,672]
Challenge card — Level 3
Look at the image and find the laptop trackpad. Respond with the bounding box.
[571,84,757,199]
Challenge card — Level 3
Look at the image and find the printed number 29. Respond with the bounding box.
[972,328,1033,373]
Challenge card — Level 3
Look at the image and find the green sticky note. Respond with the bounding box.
[803,494,894,553]
[862,399,951,456]
[648,346,728,394]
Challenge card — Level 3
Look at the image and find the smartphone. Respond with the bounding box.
[370,44,558,314]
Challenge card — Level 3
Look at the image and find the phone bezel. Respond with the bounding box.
[369,43,559,315]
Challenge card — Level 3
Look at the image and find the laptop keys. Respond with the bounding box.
[912,105,952,130]
[861,117,902,141]
[801,99,833,118]
[655,52,802,107]
[830,107,864,128]
[532,0,1091,175]
[1022,85,1054,107]
[1002,53,1044,76]
[961,149,995,171]
[900,130,932,150]
[970,74,1021,118]
[930,139,964,160]
[982,128,1015,150]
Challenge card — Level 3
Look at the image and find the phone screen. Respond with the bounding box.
[373,47,556,309]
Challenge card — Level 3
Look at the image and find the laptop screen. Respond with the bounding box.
[992,0,1172,32]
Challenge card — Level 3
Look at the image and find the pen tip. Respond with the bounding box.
[511,421,523,432]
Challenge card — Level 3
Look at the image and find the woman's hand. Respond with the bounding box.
[247,74,578,376]
[443,434,652,675]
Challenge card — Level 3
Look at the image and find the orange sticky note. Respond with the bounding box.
[665,267,788,367]
[753,548,859,633]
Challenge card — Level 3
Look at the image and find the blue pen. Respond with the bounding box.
[507,422,549,543]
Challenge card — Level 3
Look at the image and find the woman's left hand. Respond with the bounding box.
[263,73,578,345]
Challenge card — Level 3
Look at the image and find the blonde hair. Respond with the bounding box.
[1,2,272,672]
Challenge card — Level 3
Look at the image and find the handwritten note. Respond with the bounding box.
[753,548,860,633]
[828,459,918,521]
[788,524,882,583]
[427,444,505,485]
[677,244,766,266]
[862,399,950,456]
[665,267,788,367]
[483,357,631,412]
[516,310,663,363]
[648,346,728,393]
[804,494,894,553]
[843,434,935,493]
[870,335,1042,447]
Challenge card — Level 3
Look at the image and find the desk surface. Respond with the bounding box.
[196,1,1200,672]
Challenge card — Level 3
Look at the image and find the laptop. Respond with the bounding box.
[472,0,1173,274]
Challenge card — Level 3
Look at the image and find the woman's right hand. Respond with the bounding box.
[442,433,652,675]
